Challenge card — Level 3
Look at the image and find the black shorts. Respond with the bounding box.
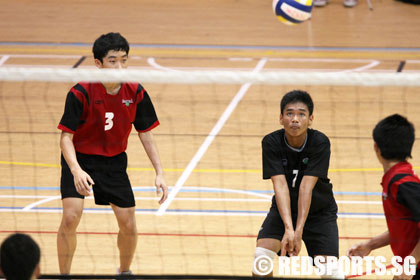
[60,152,135,208]
[257,202,339,258]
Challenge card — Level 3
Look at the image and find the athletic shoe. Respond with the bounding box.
[343,0,358,7]
[116,268,133,280]
[116,268,132,275]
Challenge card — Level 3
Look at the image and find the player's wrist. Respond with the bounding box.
[284,225,294,232]
[70,166,82,175]
[294,227,303,237]
[154,168,164,176]
[364,240,376,251]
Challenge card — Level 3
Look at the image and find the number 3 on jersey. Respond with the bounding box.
[105,112,114,131]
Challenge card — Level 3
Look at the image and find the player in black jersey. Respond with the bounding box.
[252,90,343,278]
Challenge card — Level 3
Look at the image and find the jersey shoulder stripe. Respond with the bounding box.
[72,83,90,105]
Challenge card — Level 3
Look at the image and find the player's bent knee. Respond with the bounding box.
[252,247,277,276]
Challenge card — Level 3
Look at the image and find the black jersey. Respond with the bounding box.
[262,129,336,214]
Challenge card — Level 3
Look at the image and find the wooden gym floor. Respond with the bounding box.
[0,0,420,278]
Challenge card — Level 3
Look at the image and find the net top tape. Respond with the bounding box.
[0,67,419,86]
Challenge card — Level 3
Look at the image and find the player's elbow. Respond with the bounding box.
[60,132,74,150]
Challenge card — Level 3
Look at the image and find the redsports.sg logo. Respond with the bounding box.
[253,255,417,277]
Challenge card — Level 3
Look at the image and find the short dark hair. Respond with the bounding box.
[373,114,415,161]
[280,90,314,116]
[0,233,40,280]
[92,32,129,62]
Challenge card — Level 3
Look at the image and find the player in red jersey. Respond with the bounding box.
[347,114,420,279]
[57,32,168,275]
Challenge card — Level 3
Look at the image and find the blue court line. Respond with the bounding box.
[0,206,384,216]
[0,186,59,190]
[1,41,420,52]
[0,186,382,196]
[333,191,381,196]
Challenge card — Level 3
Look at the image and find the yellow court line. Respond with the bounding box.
[0,47,92,55]
[1,160,419,173]
[1,46,420,60]
[0,161,59,168]
[329,168,383,172]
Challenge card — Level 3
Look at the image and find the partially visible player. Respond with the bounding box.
[57,32,168,275]
[252,90,343,278]
[0,233,41,280]
[347,114,420,280]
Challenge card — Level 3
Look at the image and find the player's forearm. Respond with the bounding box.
[60,132,81,174]
[138,131,164,176]
[272,176,294,230]
[366,231,390,250]
[295,185,312,233]
[275,192,294,231]
[295,176,317,233]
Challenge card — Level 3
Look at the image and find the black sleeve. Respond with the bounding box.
[262,136,285,180]
[304,138,330,178]
[396,181,420,223]
[133,91,159,131]
[59,91,84,132]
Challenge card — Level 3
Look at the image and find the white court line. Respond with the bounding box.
[269,58,378,63]
[336,200,381,205]
[22,195,61,211]
[156,58,268,216]
[4,64,405,73]
[0,188,383,218]
[2,54,406,73]
[0,195,382,204]
[340,60,380,73]
[0,54,382,63]
[178,186,272,199]
[0,208,385,218]
[0,53,384,69]
[135,197,270,202]
[0,195,54,199]
[147,57,180,72]
[228,57,253,61]
[136,198,382,204]
[0,55,10,66]
[0,195,93,199]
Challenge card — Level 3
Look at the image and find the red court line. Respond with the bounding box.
[0,230,370,239]
[347,264,394,278]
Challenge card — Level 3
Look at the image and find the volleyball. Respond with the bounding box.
[272,0,313,25]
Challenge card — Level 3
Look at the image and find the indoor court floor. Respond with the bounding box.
[0,0,420,278]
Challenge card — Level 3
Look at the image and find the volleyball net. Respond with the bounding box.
[1,67,420,278]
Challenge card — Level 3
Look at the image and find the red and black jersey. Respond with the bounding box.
[382,161,420,263]
[58,82,159,157]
